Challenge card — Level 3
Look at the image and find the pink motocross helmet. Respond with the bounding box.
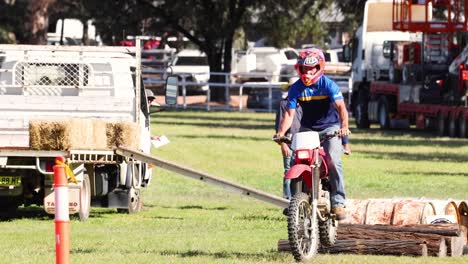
[295,48,325,86]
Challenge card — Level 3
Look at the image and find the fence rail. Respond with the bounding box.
[143,69,351,112]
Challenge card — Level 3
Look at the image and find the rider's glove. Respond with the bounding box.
[338,128,351,137]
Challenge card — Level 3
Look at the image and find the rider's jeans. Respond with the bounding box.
[283,148,295,200]
[319,126,346,208]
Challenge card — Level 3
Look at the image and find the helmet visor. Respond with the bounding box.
[299,65,320,75]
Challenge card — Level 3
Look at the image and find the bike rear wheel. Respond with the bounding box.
[287,192,319,262]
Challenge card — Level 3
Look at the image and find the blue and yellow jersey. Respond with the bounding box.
[286,76,343,131]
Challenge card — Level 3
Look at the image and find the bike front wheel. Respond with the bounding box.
[287,192,319,262]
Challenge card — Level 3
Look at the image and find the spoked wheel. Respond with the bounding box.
[288,192,319,262]
[78,173,91,221]
[319,217,337,247]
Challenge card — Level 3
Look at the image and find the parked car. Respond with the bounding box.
[169,49,210,94]
[232,47,299,83]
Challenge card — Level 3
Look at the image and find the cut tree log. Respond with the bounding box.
[445,226,467,256]
[339,224,466,257]
[278,224,465,257]
[278,239,431,256]
[337,224,452,256]
[321,239,430,256]
[339,223,463,236]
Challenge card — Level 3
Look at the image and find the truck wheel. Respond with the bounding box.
[117,188,142,214]
[78,173,91,221]
[355,91,370,128]
[378,97,390,129]
[459,113,467,138]
[437,112,446,137]
[448,113,458,138]
[128,188,142,213]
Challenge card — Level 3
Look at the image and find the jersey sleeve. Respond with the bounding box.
[327,78,343,103]
[286,84,299,109]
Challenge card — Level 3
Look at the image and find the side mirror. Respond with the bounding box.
[165,76,178,105]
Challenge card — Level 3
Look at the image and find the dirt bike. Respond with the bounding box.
[274,131,338,262]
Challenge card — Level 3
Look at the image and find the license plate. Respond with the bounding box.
[0,176,21,187]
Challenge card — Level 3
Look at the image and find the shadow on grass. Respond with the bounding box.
[159,204,228,211]
[387,170,468,177]
[71,248,96,254]
[177,134,268,142]
[154,120,273,130]
[178,205,228,210]
[158,249,283,261]
[351,137,468,148]
[86,209,121,218]
[151,216,184,220]
[235,214,284,222]
[156,112,273,123]
[0,206,52,221]
[362,150,468,163]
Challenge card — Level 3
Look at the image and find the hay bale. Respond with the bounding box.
[29,118,110,150]
[91,119,108,150]
[106,122,140,149]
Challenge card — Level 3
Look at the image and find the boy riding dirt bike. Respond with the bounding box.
[274,48,350,220]
[274,48,351,261]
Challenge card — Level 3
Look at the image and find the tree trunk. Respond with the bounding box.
[339,224,464,237]
[337,224,466,256]
[27,0,55,44]
[277,224,466,257]
[81,18,89,46]
[207,49,227,103]
[322,239,431,256]
[278,238,444,257]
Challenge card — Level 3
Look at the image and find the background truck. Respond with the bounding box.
[347,0,468,138]
[0,41,154,220]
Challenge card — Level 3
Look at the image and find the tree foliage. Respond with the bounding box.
[1,0,362,101]
[335,0,367,34]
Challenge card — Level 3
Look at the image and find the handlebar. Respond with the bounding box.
[273,130,347,145]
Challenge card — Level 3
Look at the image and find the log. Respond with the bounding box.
[445,226,467,256]
[278,239,431,256]
[338,224,448,256]
[321,239,429,256]
[340,223,462,236]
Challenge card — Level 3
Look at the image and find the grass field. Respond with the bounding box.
[0,110,467,263]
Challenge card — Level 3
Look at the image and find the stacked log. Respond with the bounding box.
[341,198,464,226]
[278,224,467,257]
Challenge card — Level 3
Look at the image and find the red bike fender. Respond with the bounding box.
[285,164,311,179]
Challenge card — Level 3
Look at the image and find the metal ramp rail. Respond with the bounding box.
[115,146,289,208]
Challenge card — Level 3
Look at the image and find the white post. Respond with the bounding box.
[135,36,142,124]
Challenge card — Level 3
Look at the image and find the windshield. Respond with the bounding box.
[174,56,208,66]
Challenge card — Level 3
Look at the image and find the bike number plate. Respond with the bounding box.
[0,176,21,187]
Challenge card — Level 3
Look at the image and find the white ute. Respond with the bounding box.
[0,42,154,220]
[169,49,210,94]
